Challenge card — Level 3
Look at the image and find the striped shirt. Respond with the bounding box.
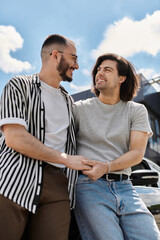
[0,73,78,213]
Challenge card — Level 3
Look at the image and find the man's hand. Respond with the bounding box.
[81,160,109,181]
[61,154,92,171]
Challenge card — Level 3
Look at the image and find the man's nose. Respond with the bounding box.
[75,61,79,70]
[97,69,103,76]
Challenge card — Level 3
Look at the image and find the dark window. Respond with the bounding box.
[148,110,160,154]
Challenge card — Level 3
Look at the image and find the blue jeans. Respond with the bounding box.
[74,175,160,240]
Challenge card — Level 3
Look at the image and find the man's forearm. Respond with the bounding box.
[3,124,66,163]
[2,124,91,171]
[109,149,144,172]
[82,131,148,180]
[82,149,144,181]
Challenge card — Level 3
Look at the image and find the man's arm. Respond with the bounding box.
[2,124,91,171]
[82,130,148,181]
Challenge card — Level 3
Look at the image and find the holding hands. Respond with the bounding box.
[62,153,110,180]
[81,159,110,181]
[62,153,92,171]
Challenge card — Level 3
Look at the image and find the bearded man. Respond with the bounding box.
[0,34,91,240]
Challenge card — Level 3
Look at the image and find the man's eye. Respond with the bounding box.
[105,69,111,72]
[73,57,78,63]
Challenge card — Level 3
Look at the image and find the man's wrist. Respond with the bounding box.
[105,161,111,173]
[60,152,68,166]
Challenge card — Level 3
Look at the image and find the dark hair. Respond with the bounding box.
[91,53,140,101]
[41,34,73,57]
[41,34,67,49]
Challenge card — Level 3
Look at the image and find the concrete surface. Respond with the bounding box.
[154,214,160,230]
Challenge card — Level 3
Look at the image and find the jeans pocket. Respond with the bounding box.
[77,175,93,184]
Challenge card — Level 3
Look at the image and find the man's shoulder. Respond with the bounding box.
[74,97,96,107]
[126,101,147,116]
[6,74,36,87]
[5,74,38,91]
[127,101,146,109]
[9,74,36,84]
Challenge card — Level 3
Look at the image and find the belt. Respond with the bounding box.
[79,171,129,181]
[102,173,129,181]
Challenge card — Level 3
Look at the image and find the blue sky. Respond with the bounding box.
[0,0,160,95]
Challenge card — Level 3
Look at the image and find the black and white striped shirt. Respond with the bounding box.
[0,73,78,213]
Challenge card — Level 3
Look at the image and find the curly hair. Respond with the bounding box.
[91,53,140,101]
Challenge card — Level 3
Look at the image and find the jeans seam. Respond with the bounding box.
[108,182,122,215]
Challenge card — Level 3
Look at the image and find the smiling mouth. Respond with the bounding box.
[68,67,74,76]
[96,79,105,84]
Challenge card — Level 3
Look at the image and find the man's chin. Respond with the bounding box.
[96,85,104,91]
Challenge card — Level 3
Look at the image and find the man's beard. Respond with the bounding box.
[57,56,73,82]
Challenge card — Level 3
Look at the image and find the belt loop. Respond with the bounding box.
[106,174,114,181]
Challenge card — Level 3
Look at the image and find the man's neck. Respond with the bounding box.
[98,93,121,105]
[39,71,61,89]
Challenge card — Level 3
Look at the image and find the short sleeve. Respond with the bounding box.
[130,103,153,138]
[0,81,27,130]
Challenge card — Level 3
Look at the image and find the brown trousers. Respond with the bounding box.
[0,164,70,240]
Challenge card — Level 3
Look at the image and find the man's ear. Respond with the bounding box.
[50,50,58,60]
[119,76,126,83]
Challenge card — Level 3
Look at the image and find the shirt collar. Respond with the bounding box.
[32,73,68,95]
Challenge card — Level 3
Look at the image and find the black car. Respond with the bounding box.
[132,158,160,214]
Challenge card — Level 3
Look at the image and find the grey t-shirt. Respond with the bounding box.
[73,98,152,176]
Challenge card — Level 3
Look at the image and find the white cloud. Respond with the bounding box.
[70,83,91,92]
[82,69,91,76]
[138,68,160,80]
[0,25,32,73]
[92,11,160,58]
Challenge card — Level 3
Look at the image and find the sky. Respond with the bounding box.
[0,0,160,95]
